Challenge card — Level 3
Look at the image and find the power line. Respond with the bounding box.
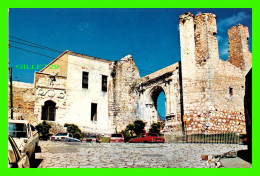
[9,35,63,53]
[10,36,159,74]
[9,36,161,74]
[9,44,94,70]
[9,36,245,84]
[10,44,245,88]
[9,45,56,59]
[9,40,63,53]
[9,42,155,74]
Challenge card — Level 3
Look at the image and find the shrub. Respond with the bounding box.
[121,130,131,142]
[149,122,161,134]
[125,123,135,137]
[36,121,52,140]
[64,123,82,140]
[133,120,145,136]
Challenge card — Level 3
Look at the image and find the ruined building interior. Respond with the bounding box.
[8,12,252,136]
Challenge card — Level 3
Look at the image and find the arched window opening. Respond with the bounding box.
[41,100,56,121]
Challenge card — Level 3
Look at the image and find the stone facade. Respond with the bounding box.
[108,55,141,132]
[136,63,183,133]
[34,72,67,125]
[33,51,113,134]
[228,24,252,73]
[8,81,36,124]
[179,12,251,134]
[8,12,251,136]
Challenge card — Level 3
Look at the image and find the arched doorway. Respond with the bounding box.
[150,86,166,121]
[41,100,56,121]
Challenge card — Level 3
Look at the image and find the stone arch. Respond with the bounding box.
[149,86,166,111]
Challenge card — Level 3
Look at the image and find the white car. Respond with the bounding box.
[51,133,81,142]
[8,134,30,168]
[8,120,39,161]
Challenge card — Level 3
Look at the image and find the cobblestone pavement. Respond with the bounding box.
[35,141,247,168]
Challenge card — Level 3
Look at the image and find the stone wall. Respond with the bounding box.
[108,55,141,132]
[8,81,36,125]
[137,63,183,134]
[228,24,252,73]
[34,72,67,125]
[179,12,251,135]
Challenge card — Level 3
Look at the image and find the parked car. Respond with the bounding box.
[8,120,39,161]
[8,134,30,168]
[50,133,81,142]
[109,133,124,143]
[239,132,247,144]
[129,133,165,143]
[83,134,100,143]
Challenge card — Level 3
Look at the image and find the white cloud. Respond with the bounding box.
[217,12,250,60]
[220,47,229,57]
[219,42,229,60]
[218,12,250,32]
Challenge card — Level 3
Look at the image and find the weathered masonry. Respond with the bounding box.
[8,81,36,123]
[9,12,251,135]
[177,13,251,135]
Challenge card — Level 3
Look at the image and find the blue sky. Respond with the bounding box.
[8,8,252,117]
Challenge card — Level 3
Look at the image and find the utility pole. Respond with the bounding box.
[9,67,13,119]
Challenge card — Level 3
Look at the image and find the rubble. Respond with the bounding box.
[205,150,238,168]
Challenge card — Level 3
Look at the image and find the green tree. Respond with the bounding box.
[36,121,52,140]
[64,123,82,140]
[149,122,161,134]
[126,123,135,137]
[133,120,145,136]
[120,130,131,142]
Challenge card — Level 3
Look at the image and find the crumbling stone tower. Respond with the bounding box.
[228,24,252,73]
[179,12,251,134]
[108,55,141,132]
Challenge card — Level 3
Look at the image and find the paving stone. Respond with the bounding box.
[36,141,247,168]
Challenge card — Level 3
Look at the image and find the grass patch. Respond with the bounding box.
[100,137,110,143]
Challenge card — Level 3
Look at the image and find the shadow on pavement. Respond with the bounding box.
[30,146,43,168]
[30,159,43,168]
[237,149,252,164]
[35,146,42,153]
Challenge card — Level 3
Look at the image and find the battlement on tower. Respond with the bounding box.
[179,12,251,73]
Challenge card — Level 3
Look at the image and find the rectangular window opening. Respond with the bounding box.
[229,87,233,96]
[102,75,108,92]
[91,103,97,121]
[82,72,89,89]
